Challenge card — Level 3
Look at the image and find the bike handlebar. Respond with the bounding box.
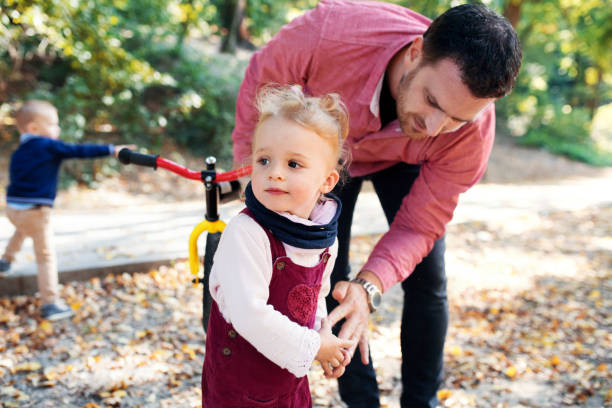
[118,148,251,182]
[118,149,158,169]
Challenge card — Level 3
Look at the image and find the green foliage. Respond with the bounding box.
[0,0,246,186]
[518,105,612,166]
[245,0,318,42]
[392,0,452,20]
[1,0,611,189]
[498,0,612,165]
[243,0,291,42]
[154,45,247,162]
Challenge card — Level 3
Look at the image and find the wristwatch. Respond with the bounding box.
[351,277,382,313]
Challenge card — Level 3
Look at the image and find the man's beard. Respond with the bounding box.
[396,65,430,140]
[398,115,429,140]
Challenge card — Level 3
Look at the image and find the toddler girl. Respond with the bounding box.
[202,85,354,407]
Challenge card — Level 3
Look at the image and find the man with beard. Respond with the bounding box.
[230,1,522,407]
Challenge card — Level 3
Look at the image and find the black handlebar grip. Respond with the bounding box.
[118,148,158,169]
[218,180,242,204]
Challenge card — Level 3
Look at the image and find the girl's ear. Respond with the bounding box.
[320,169,340,194]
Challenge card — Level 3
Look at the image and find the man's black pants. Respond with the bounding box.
[326,163,448,408]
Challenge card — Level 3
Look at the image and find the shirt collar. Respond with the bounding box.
[278,196,339,226]
[359,41,415,115]
[369,75,385,117]
[20,133,38,144]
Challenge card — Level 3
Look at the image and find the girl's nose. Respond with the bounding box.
[268,164,284,180]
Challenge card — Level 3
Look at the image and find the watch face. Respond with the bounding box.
[372,292,382,308]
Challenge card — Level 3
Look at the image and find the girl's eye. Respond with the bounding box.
[288,160,300,169]
[258,158,270,166]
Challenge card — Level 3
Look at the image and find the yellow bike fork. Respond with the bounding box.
[188,219,226,284]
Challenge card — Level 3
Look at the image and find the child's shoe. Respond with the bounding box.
[0,259,11,276]
[41,302,74,321]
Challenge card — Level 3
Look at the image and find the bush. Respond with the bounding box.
[1,1,249,186]
[156,45,247,164]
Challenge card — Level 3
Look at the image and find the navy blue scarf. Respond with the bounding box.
[244,182,341,249]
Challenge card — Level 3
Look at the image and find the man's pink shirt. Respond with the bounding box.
[232,0,495,292]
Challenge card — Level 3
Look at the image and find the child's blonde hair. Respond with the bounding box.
[15,100,57,133]
[253,85,349,170]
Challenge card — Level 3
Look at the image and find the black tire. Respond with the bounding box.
[202,231,222,332]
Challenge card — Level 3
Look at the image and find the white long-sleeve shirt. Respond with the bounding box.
[208,201,338,378]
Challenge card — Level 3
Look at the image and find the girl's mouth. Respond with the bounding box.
[265,188,287,195]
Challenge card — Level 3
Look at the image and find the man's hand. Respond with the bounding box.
[327,271,382,365]
[327,281,370,365]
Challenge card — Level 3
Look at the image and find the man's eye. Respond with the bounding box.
[288,161,300,169]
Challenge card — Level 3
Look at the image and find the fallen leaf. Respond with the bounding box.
[437,389,452,400]
[449,345,463,357]
[39,320,53,335]
[505,366,517,379]
[13,361,42,373]
[551,355,561,366]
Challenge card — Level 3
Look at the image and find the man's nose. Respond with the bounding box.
[425,110,449,137]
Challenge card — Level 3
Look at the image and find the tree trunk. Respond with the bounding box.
[220,0,241,54]
[503,0,523,28]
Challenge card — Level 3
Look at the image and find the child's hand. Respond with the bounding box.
[315,318,356,378]
[114,144,137,158]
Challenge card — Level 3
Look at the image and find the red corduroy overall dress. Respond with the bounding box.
[202,209,330,407]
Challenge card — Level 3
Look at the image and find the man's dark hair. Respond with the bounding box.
[422,3,522,98]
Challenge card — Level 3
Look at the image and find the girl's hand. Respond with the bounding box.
[315,318,356,378]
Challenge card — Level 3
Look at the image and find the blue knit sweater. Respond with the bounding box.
[5,134,114,206]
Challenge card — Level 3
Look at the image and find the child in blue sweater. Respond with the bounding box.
[0,100,134,320]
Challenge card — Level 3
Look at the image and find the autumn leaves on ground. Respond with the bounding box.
[356,204,611,408]
[0,202,610,408]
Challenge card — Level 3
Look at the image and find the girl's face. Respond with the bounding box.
[251,116,340,219]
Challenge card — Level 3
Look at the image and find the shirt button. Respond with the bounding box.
[276,261,285,271]
[222,347,232,356]
[227,329,237,338]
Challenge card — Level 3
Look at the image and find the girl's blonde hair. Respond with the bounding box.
[253,85,349,170]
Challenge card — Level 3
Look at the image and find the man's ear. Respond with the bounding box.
[406,37,424,65]
[320,169,340,194]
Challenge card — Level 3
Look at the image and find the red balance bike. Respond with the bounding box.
[118,148,251,331]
